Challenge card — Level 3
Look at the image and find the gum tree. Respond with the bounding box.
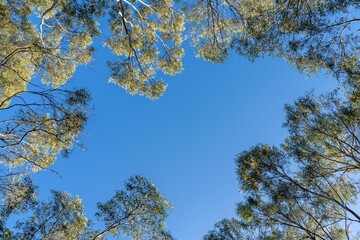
[205,87,360,239]
[1,176,173,240]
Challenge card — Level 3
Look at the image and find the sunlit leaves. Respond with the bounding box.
[283,90,360,176]
[1,175,173,239]
[0,0,97,99]
[248,91,359,237]
[188,0,240,63]
[0,2,94,186]
[0,88,91,172]
[206,88,360,239]
[106,0,185,99]
[14,190,88,240]
[188,0,360,83]
[2,0,358,100]
[94,175,173,239]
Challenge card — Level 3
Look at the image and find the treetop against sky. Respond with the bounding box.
[0,0,359,239]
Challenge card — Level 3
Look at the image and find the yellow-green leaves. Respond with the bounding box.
[223,89,360,239]
[2,0,357,99]
[0,89,90,174]
[93,175,173,239]
[0,1,96,192]
[1,0,97,93]
[106,0,185,99]
[14,190,89,240]
[2,175,173,240]
[188,0,238,63]
[188,0,360,85]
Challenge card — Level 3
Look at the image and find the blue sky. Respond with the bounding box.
[33,39,338,239]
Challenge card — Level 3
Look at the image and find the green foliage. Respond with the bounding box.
[283,90,360,179]
[0,87,91,225]
[1,0,186,100]
[1,1,360,239]
[1,0,358,176]
[203,218,283,240]
[0,0,97,102]
[0,88,90,172]
[14,190,88,240]
[0,175,173,240]
[0,176,37,237]
[1,0,96,205]
[206,87,360,239]
[203,219,248,240]
[188,0,360,84]
[3,0,357,101]
[93,175,174,239]
[105,0,185,99]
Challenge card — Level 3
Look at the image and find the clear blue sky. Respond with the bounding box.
[33,38,338,239]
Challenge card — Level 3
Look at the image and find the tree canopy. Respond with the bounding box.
[190,0,359,77]
[1,175,173,240]
[205,86,360,239]
[0,0,359,239]
[2,0,358,99]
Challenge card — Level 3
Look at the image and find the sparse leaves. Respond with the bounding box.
[1,176,173,240]
[188,0,360,84]
[206,88,360,239]
[93,175,173,239]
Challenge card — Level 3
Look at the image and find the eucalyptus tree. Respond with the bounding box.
[91,175,174,240]
[0,88,90,171]
[2,0,358,171]
[205,87,360,239]
[1,0,185,100]
[0,0,97,100]
[0,0,183,219]
[203,219,255,240]
[1,176,173,240]
[1,0,96,210]
[1,1,360,238]
[1,0,185,195]
[0,87,91,218]
[188,0,360,84]
[103,0,185,98]
[3,0,358,100]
